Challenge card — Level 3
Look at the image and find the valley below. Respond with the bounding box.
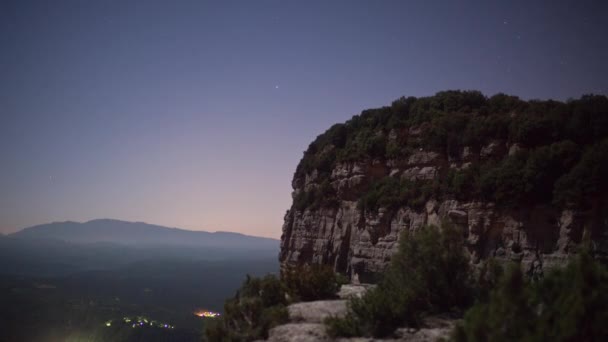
[0,220,279,342]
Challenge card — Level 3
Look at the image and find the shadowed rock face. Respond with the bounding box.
[280,140,608,282]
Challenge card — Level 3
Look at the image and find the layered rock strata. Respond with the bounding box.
[280,141,608,282]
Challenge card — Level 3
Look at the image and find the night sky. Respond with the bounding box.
[1,0,606,238]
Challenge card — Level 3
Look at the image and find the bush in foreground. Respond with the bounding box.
[205,265,345,341]
[204,275,289,342]
[326,224,473,338]
[453,251,608,342]
[282,264,347,302]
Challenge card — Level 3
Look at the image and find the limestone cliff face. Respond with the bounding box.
[280,130,608,282]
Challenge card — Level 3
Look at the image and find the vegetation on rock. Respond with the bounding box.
[325,223,473,337]
[293,179,339,211]
[324,222,608,340]
[280,90,608,340]
[282,264,348,302]
[204,275,289,342]
[205,265,344,341]
[293,91,608,211]
[453,251,608,341]
[357,177,438,212]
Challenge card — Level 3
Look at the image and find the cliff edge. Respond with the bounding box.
[280,91,608,282]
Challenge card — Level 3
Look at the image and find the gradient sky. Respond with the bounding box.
[1,0,606,238]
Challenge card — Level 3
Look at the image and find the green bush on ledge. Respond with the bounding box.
[326,223,473,338]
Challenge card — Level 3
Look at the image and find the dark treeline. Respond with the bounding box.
[293,91,608,212]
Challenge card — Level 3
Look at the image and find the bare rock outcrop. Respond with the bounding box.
[288,300,348,324]
[265,286,456,342]
[267,323,329,342]
[337,284,374,299]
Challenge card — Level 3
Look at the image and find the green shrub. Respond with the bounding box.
[357,177,434,212]
[282,264,344,302]
[487,93,526,114]
[293,179,338,211]
[326,224,472,338]
[553,139,608,207]
[206,266,346,341]
[446,165,481,199]
[473,258,505,302]
[453,251,608,342]
[293,91,608,214]
[463,140,582,207]
[204,275,289,342]
[479,153,528,205]
[462,114,510,148]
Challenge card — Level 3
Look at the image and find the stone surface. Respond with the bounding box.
[265,287,457,342]
[288,300,348,323]
[396,316,457,341]
[462,146,475,162]
[508,143,524,156]
[267,323,329,342]
[480,140,506,159]
[447,209,467,224]
[338,284,374,299]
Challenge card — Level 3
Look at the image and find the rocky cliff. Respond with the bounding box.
[280,91,608,282]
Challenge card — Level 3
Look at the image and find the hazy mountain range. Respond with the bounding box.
[8,219,278,248]
[0,220,279,341]
[0,219,279,276]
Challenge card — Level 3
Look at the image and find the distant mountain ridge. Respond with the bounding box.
[10,219,278,249]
